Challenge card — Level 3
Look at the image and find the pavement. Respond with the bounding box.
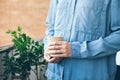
[0,0,49,46]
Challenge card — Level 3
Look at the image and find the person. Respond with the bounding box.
[44,0,120,80]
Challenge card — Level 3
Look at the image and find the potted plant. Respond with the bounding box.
[2,26,46,80]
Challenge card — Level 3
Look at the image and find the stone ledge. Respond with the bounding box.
[0,44,14,54]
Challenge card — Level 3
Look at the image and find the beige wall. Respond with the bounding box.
[0,0,50,79]
[0,0,50,46]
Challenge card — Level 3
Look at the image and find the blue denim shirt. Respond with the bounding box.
[44,0,120,80]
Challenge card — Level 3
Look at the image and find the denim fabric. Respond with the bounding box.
[44,0,120,80]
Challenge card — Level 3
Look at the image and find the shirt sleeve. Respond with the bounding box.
[43,0,58,50]
[71,0,120,59]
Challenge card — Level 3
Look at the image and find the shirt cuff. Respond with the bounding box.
[70,42,81,58]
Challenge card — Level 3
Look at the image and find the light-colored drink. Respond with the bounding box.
[47,36,63,56]
[48,36,63,42]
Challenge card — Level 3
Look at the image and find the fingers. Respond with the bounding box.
[50,50,71,58]
[48,41,69,50]
[44,41,71,60]
[48,45,61,50]
[52,57,62,63]
[45,56,55,63]
[44,55,61,63]
[44,49,62,63]
[46,49,64,54]
[47,41,71,58]
[48,41,65,46]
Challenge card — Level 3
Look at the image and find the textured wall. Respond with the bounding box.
[0,0,49,46]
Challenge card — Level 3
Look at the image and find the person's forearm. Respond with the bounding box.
[71,30,120,59]
[71,1,120,59]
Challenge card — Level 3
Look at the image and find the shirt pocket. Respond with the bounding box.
[74,0,104,42]
[76,0,105,30]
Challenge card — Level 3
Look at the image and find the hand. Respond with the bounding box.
[44,49,62,63]
[47,41,71,58]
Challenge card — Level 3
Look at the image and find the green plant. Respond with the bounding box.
[2,26,46,80]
